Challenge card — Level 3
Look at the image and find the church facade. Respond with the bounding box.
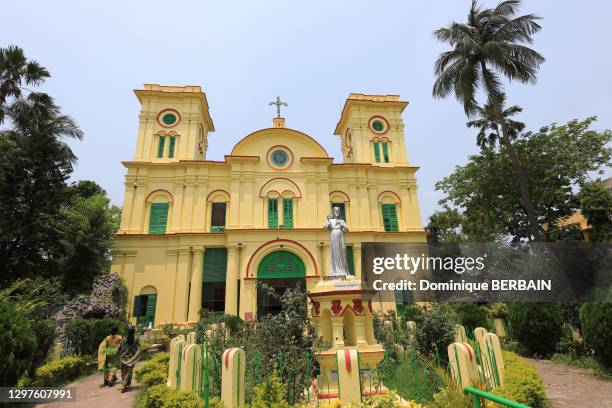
[111,84,426,327]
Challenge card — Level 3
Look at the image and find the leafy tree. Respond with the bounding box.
[433,0,545,240]
[0,92,83,286]
[508,303,562,357]
[0,45,49,123]
[434,118,611,241]
[60,181,121,294]
[0,302,37,386]
[578,180,612,242]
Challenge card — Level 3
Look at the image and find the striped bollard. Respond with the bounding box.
[221,347,245,408]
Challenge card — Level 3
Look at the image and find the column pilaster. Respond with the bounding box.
[187,248,204,322]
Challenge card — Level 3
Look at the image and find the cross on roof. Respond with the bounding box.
[268,96,288,118]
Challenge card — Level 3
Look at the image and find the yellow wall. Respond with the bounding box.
[112,85,426,326]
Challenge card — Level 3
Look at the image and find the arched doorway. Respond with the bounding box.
[134,286,157,327]
[256,250,306,317]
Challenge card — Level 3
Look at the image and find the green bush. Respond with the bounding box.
[0,302,37,386]
[29,319,56,376]
[140,383,202,408]
[135,353,169,383]
[34,356,90,386]
[492,351,547,408]
[507,303,562,357]
[453,303,489,333]
[580,302,612,369]
[140,370,166,388]
[250,370,291,408]
[415,304,457,360]
[65,317,127,356]
[402,303,423,323]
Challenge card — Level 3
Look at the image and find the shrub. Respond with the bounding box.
[29,319,56,376]
[141,370,166,388]
[580,302,612,369]
[140,383,201,408]
[492,351,547,408]
[415,304,457,360]
[135,356,169,383]
[141,383,172,408]
[34,356,90,386]
[65,317,127,356]
[453,303,489,333]
[0,302,37,386]
[486,303,508,319]
[402,303,423,323]
[507,303,562,357]
[250,370,291,408]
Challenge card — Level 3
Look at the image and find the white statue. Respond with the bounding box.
[323,206,349,279]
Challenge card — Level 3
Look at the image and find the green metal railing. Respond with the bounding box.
[464,387,530,408]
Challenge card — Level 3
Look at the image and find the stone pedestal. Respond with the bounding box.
[308,277,385,404]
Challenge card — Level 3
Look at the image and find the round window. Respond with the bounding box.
[271,149,289,167]
[372,120,384,132]
[162,113,177,126]
[157,109,181,127]
[369,116,389,134]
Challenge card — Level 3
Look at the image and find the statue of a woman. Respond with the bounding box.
[323,206,349,278]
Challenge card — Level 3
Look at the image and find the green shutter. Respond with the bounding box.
[133,295,142,317]
[149,203,169,234]
[382,143,389,163]
[381,204,399,232]
[146,294,156,318]
[373,142,381,163]
[168,136,176,158]
[346,246,355,275]
[157,136,166,158]
[257,250,305,279]
[268,198,278,228]
[331,203,346,221]
[203,248,228,283]
[282,198,293,228]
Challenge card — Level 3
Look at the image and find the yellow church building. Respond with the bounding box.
[111,84,426,327]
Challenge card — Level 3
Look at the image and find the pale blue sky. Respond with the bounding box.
[2,1,611,222]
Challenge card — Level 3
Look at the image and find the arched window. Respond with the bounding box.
[133,286,157,327]
[377,191,401,232]
[207,190,230,232]
[371,137,390,164]
[155,131,179,159]
[146,190,173,234]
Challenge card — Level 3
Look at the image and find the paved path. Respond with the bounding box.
[34,370,140,408]
[526,358,612,408]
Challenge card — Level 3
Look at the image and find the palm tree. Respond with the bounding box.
[5,92,83,166]
[467,96,525,149]
[433,0,544,240]
[0,45,50,123]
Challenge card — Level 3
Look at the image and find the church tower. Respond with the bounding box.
[334,94,409,165]
[132,84,214,161]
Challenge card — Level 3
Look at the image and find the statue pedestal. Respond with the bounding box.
[308,277,386,403]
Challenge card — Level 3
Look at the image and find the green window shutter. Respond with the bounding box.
[257,250,305,279]
[381,204,399,232]
[203,248,228,283]
[382,142,390,163]
[146,294,156,318]
[168,136,176,158]
[133,295,142,317]
[149,203,169,234]
[282,198,293,228]
[157,136,166,158]
[331,203,346,221]
[268,198,278,228]
[373,142,381,163]
[346,246,355,275]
